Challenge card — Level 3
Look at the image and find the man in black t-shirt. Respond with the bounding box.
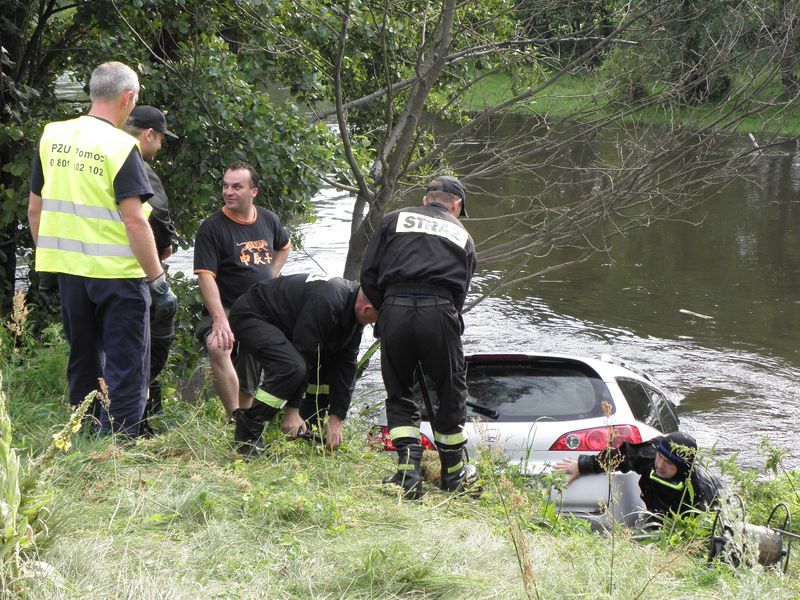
[193,163,291,417]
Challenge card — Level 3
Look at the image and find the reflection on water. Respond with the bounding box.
[170,130,800,469]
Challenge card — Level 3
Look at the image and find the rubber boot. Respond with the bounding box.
[439,447,480,495]
[232,408,266,458]
[383,444,426,499]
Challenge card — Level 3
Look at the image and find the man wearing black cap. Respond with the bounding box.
[554,431,720,518]
[361,175,477,499]
[124,105,179,434]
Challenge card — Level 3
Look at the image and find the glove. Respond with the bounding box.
[38,272,61,307]
[148,271,178,323]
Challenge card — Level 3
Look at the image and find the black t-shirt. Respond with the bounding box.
[144,163,176,254]
[30,116,152,203]
[193,206,290,308]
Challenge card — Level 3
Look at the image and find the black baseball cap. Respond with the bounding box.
[426,175,468,217]
[128,105,178,139]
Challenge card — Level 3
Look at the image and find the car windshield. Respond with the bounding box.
[416,360,614,422]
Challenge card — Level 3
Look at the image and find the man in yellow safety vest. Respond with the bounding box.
[27,61,176,437]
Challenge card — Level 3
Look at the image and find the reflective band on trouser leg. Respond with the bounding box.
[255,389,286,409]
[445,458,464,474]
[306,383,329,396]
[434,431,467,447]
[390,426,420,442]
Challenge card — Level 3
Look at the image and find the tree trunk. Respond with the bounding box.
[343,189,387,280]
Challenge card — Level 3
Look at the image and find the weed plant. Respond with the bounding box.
[2,294,800,598]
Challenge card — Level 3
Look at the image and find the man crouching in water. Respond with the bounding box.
[555,431,720,523]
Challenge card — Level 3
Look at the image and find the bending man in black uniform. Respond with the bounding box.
[361,176,477,499]
[228,274,378,455]
[124,105,179,435]
[554,431,719,520]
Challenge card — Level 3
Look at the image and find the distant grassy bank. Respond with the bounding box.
[461,72,800,139]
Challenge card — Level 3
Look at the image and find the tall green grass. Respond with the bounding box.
[2,295,800,598]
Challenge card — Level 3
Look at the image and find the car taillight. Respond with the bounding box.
[548,425,642,451]
[367,425,436,451]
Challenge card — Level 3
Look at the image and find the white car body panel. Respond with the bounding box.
[406,352,678,520]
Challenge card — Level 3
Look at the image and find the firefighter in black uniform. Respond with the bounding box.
[124,105,179,435]
[227,274,378,455]
[361,175,477,499]
[554,431,720,520]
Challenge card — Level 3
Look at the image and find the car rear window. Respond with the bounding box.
[416,361,614,422]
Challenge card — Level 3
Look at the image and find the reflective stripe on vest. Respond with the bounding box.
[35,116,146,279]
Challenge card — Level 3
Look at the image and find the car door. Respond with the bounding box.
[616,377,663,431]
[643,383,680,432]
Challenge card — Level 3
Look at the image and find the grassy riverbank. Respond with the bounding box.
[2,305,800,598]
[462,72,800,138]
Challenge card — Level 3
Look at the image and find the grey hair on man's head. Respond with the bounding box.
[89,62,139,102]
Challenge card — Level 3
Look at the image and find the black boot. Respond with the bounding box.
[439,447,479,495]
[232,408,266,458]
[383,444,425,499]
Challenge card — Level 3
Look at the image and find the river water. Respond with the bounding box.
[169,124,800,470]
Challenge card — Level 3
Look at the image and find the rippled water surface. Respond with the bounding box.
[169,133,800,469]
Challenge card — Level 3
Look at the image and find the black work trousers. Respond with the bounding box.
[58,273,150,436]
[379,296,467,450]
[145,313,174,420]
[228,296,307,424]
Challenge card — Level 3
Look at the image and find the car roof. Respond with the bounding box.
[465,352,657,385]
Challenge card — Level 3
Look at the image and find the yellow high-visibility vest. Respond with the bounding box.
[35,115,150,279]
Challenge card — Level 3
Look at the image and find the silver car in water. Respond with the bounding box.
[372,352,680,523]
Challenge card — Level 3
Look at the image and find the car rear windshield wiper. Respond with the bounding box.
[468,401,499,419]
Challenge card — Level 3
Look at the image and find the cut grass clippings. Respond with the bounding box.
[2,406,798,600]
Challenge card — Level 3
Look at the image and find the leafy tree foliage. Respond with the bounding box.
[247,0,800,281]
[0,0,338,310]
[2,0,799,308]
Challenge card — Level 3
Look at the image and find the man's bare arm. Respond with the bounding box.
[28,192,43,244]
[272,240,291,276]
[197,272,234,350]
